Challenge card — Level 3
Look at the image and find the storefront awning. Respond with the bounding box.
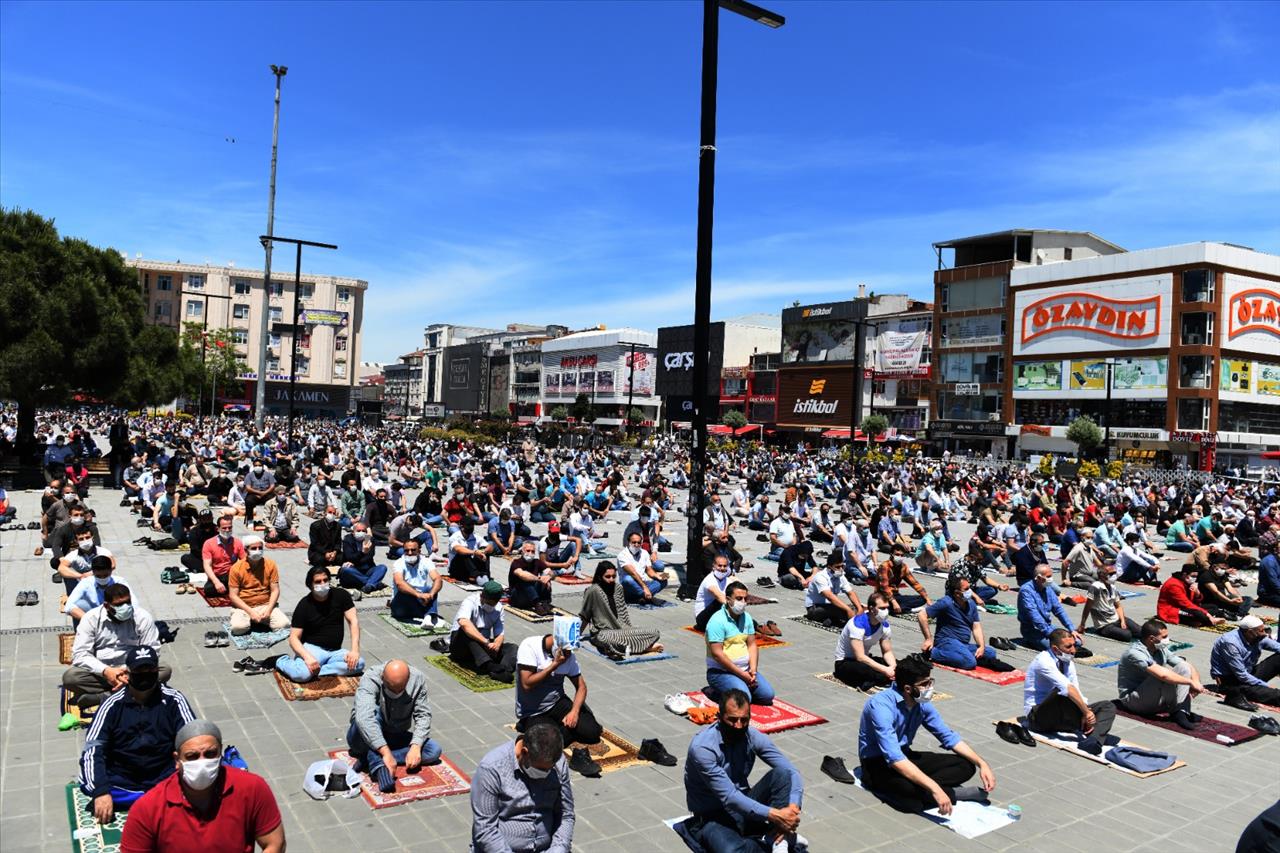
[707,424,733,435]
[734,424,761,436]
[1263,450,1280,460]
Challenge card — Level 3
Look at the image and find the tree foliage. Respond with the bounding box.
[627,406,646,425]
[721,409,748,428]
[180,322,247,405]
[570,393,595,423]
[1066,415,1103,455]
[861,413,889,439]
[549,405,569,421]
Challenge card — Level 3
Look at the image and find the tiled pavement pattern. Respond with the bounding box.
[1,483,1277,852]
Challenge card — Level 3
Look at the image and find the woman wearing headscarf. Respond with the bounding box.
[577,561,662,660]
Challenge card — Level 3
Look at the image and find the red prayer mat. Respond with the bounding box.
[1113,706,1263,746]
[553,574,593,586]
[934,663,1025,686]
[328,749,471,809]
[682,691,827,734]
[680,626,789,649]
[265,539,308,549]
[196,587,232,608]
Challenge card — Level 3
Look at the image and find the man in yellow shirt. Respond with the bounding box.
[228,535,289,635]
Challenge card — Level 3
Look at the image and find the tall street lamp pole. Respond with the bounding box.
[685,0,784,597]
[255,64,287,432]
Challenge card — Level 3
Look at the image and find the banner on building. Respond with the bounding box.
[1221,359,1252,393]
[875,330,927,374]
[298,309,349,328]
[1258,362,1280,397]
[1012,360,1063,392]
[1111,357,1167,391]
[1068,360,1107,391]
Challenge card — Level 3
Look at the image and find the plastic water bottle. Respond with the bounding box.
[1007,804,1023,821]
[1215,733,1234,745]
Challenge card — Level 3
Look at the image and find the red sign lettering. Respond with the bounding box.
[1227,288,1280,338]
[1021,291,1160,345]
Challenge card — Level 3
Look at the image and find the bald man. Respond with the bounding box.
[347,660,440,793]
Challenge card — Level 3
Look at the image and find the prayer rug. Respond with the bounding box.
[992,719,1185,778]
[566,729,648,774]
[504,604,574,624]
[265,539,307,549]
[378,612,450,637]
[59,687,98,727]
[328,749,470,810]
[1011,639,1115,667]
[441,577,482,592]
[553,574,593,586]
[785,614,842,635]
[934,664,1024,686]
[425,655,512,692]
[196,587,231,608]
[848,772,1015,839]
[680,626,789,649]
[66,781,126,853]
[682,691,827,734]
[813,672,951,700]
[273,671,359,702]
[1113,706,1262,746]
[744,594,778,606]
[222,621,290,650]
[1203,684,1280,715]
[582,645,677,665]
[982,603,1018,616]
[360,585,392,598]
[59,632,74,665]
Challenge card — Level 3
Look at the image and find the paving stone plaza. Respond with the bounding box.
[1,477,1276,852]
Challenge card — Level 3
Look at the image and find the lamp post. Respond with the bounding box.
[255,64,287,431]
[685,0,785,597]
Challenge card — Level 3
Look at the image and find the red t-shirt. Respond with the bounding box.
[120,766,281,853]
[201,535,246,580]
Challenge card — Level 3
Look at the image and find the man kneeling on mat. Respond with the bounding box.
[346,659,441,793]
[858,654,997,814]
[1022,629,1116,753]
[916,577,1017,672]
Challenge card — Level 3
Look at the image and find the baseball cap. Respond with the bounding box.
[127,646,159,670]
[547,521,561,533]
[481,580,504,599]
[198,508,213,521]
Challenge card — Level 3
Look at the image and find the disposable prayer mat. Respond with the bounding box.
[265,539,308,549]
[582,645,677,665]
[60,687,98,727]
[222,621,290,650]
[1113,706,1262,746]
[553,574,593,586]
[273,671,359,702]
[196,587,232,608]
[992,719,1185,778]
[566,728,648,774]
[982,603,1019,615]
[66,781,126,853]
[848,772,1014,839]
[328,748,470,810]
[425,654,512,692]
[1192,621,1236,634]
[631,597,677,610]
[378,612,451,637]
[813,672,951,700]
[505,604,575,624]
[680,626,789,649]
[785,614,843,634]
[682,691,827,734]
[441,577,482,592]
[935,663,1025,686]
[1116,590,1147,599]
[744,594,778,606]
[59,632,74,665]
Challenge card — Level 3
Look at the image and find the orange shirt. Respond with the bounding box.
[228,558,278,607]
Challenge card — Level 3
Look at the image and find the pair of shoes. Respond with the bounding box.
[568,747,602,777]
[638,738,678,766]
[820,755,856,784]
[995,721,1036,747]
[664,693,697,715]
[756,576,776,589]
[15,590,38,605]
[428,637,449,653]
[756,620,782,637]
[1225,693,1260,712]
[58,711,82,731]
[205,631,230,648]
[532,601,553,617]
[1248,715,1280,735]
[233,655,271,674]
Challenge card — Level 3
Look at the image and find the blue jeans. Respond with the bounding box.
[390,590,439,622]
[706,667,775,706]
[930,638,999,670]
[620,572,667,603]
[1119,561,1157,584]
[509,579,551,609]
[1166,541,1195,553]
[530,508,556,523]
[339,563,388,591]
[421,514,445,527]
[975,585,998,603]
[761,548,782,563]
[692,767,796,853]
[345,716,440,779]
[1019,625,1053,650]
[276,643,364,682]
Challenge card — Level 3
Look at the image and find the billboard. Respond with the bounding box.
[1223,274,1280,356]
[1068,360,1107,391]
[596,370,615,394]
[298,308,349,328]
[781,300,866,364]
[776,365,854,428]
[624,350,655,397]
[1258,362,1280,397]
[1012,360,1063,392]
[875,330,927,374]
[1221,359,1252,393]
[1112,357,1167,391]
[655,322,725,397]
[443,343,485,412]
[1012,274,1172,356]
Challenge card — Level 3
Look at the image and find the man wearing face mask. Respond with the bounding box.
[450,582,519,683]
[57,522,114,593]
[201,514,244,598]
[390,539,443,624]
[241,458,275,528]
[683,689,804,853]
[1023,629,1116,753]
[516,633,604,777]
[471,722,575,853]
[49,502,102,569]
[339,520,389,594]
[1208,614,1280,711]
[260,485,300,543]
[276,567,364,683]
[448,518,494,584]
[1117,619,1205,729]
[833,591,898,690]
[64,584,168,708]
[706,582,775,706]
[508,540,555,614]
[918,578,1017,672]
[617,530,669,604]
[308,503,345,569]
[347,659,440,792]
[227,536,289,636]
[805,552,863,627]
[1018,565,1091,656]
[119,718,285,853]
[858,654,996,814]
[339,478,366,528]
[78,647,195,826]
[694,554,738,632]
[64,556,131,623]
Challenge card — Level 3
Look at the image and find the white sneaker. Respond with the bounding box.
[664,693,696,715]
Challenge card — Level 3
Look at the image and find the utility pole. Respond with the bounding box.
[255,64,287,431]
[626,341,637,437]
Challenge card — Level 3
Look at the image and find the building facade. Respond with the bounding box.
[130,259,367,416]
[383,350,424,417]
[655,318,781,429]
[539,328,661,425]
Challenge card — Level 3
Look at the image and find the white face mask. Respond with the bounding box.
[961,589,974,600]
[181,756,222,791]
[94,575,111,587]
[1055,650,1073,664]
[110,603,134,622]
[523,761,551,780]
[629,545,642,557]
[253,466,264,474]
[729,600,747,616]
[326,513,339,523]
[1156,639,1173,652]
[713,568,730,579]
[70,515,85,526]
[247,549,264,560]
[78,539,94,552]
[916,685,934,703]
[875,608,889,622]
[404,555,419,566]
[219,531,233,541]
[312,583,331,598]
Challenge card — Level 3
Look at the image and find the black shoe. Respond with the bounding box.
[638,738,677,767]
[1015,725,1036,747]
[756,576,776,588]
[1225,693,1259,712]
[242,659,272,675]
[429,638,449,653]
[51,571,62,584]
[1171,710,1197,730]
[568,747,601,777]
[820,755,856,784]
[1078,736,1103,755]
[25,590,38,605]
[995,721,1021,745]
[490,669,515,684]
[232,655,257,671]
[1248,715,1280,736]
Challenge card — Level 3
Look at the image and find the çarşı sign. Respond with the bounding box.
[1013,274,1171,356]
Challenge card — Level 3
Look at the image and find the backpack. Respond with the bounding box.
[148,536,180,551]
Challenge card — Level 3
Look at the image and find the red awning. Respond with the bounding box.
[1262,450,1280,459]
[820,428,876,441]
[734,424,761,436]
[707,424,733,435]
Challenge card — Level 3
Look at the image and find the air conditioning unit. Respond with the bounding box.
[987,412,1002,422]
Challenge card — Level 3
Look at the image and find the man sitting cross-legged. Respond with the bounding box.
[346,659,441,793]
[448,582,518,684]
[833,591,897,691]
[917,577,1017,672]
[683,688,805,853]
[1022,628,1116,754]
[857,654,997,814]
[804,551,863,627]
[390,538,443,627]
[227,536,289,636]
[1116,619,1206,730]
[470,722,574,853]
[275,567,364,683]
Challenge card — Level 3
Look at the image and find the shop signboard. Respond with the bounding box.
[1223,274,1280,355]
[1012,360,1063,392]
[1012,274,1171,356]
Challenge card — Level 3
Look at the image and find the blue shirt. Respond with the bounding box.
[925,594,980,646]
[1259,553,1280,600]
[684,724,803,821]
[858,686,961,763]
[1210,628,1280,688]
[65,575,129,616]
[1018,581,1075,636]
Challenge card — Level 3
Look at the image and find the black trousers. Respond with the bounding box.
[1091,618,1141,643]
[860,749,975,811]
[244,492,266,524]
[1027,693,1115,741]
[180,552,203,573]
[834,655,891,689]
[449,632,517,677]
[1217,653,1280,707]
[518,694,602,747]
[806,603,849,625]
[448,554,489,583]
[695,601,722,632]
[778,574,804,591]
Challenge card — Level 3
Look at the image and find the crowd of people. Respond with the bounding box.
[5,404,1279,852]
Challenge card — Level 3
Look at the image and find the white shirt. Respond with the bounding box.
[835,613,890,661]
[1023,649,1082,715]
[694,571,732,617]
[617,545,652,575]
[63,545,114,575]
[452,592,505,639]
[769,517,796,548]
[805,568,850,609]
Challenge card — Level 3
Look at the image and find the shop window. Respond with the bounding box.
[1180,312,1214,346]
[1178,355,1213,390]
[1182,269,1214,303]
[1176,398,1209,431]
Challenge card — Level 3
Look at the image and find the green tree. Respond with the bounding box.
[721,409,748,428]
[550,405,569,421]
[861,413,889,443]
[180,322,247,410]
[570,392,595,424]
[627,406,646,425]
[0,209,186,458]
[1066,415,1103,458]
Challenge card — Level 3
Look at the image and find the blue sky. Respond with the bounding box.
[3,0,1278,364]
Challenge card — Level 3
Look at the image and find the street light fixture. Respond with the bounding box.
[685,0,784,598]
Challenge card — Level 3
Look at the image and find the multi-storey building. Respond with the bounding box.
[130,259,367,417]
[383,350,424,416]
